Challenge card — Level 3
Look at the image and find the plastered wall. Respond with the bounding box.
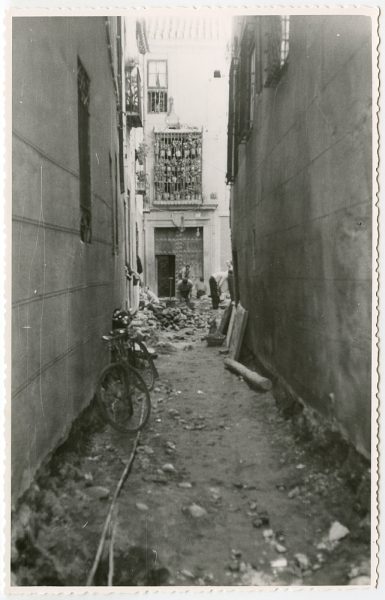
[12,17,128,501]
[231,16,372,457]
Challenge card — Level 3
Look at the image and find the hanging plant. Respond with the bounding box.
[136,142,148,165]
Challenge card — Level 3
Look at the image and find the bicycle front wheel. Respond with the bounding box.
[95,362,151,433]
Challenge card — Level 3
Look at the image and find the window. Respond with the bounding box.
[153,131,202,203]
[148,90,168,113]
[77,58,91,243]
[147,60,168,113]
[148,60,167,88]
[226,16,290,183]
[226,57,239,184]
[236,23,256,141]
[264,16,290,87]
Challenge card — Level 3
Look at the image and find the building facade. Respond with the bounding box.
[141,16,231,297]
[12,16,146,501]
[124,19,149,308]
[227,16,373,457]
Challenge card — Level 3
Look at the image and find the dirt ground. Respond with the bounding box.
[11,302,372,587]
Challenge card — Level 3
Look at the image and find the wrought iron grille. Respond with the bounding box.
[148,90,168,113]
[153,131,202,203]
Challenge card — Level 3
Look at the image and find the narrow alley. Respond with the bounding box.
[11,300,370,587]
[9,8,376,591]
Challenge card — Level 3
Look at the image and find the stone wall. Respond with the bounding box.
[231,16,372,457]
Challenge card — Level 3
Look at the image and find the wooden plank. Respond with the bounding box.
[224,358,272,391]
[218,303,232,335]
[228,303,248,361]
[226,302,236,347]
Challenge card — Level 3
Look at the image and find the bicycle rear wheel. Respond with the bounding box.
[95,362,151,433]
[130,341,158,391]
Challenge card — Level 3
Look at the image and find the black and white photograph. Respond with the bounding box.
[6,1,378,591]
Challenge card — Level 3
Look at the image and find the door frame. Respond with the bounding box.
[156,254,176,298]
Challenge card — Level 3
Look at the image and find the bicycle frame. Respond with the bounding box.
[103,328,158,380]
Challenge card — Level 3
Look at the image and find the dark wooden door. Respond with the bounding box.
[157,255,175,297]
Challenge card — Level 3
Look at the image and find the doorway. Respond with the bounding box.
[156,255,175,297]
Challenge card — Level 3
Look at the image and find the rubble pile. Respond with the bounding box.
[131,302,211,335]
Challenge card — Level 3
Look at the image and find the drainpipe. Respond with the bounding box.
[141,50,148,286]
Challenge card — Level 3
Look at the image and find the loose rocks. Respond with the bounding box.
[184,504,208,519]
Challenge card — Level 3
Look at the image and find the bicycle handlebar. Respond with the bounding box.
[102,327,141,343]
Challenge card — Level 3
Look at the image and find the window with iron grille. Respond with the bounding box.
[148,90,168,113]
[237,21,257,141]
[147,60,168,113]
[153,131,202,202]
[264,16,290,87]
[77,58,91,243]
[226,57,239,184]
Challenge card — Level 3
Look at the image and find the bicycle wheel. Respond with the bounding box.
[130,341,158,391]
[95,362,151,433]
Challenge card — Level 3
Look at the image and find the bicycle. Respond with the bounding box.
[110,308,159,391]
[95,327,153,433]
[123,333,159,392]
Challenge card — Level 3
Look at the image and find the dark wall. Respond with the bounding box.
[12,17,127,501]
[231,16,372,456]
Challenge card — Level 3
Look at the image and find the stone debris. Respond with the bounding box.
[184,503,208,518]
[168,408,180,418]
[84,472,93,486]
[86,486,110,500]
[349,575,371,585]
[178,482,193,489]
[209,487,222,502]
[136,502,149,511]
[270,557,288,569]
[180,569,195,579]
[137,445,154,455]
[288,486,301,499]
[348,558,370,583]
[328,521,350,543]
[262,528,274,540]
[240,565,274,586]
[162,463,176,474]
[316,521,350,552]
[294,553,310,570]
[274,543,287,553]
[143,303,209,332]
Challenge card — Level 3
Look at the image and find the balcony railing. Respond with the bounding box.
[125,66,142,128]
